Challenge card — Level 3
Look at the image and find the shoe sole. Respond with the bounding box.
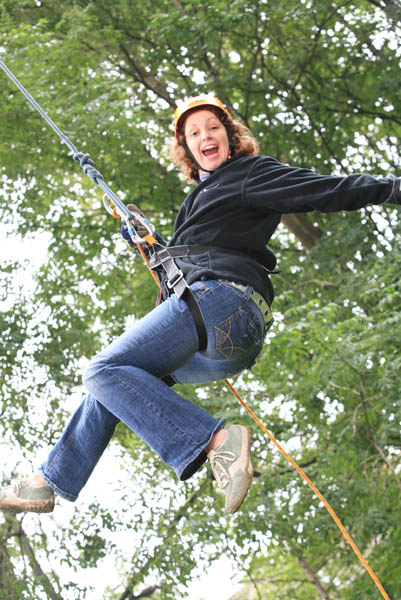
[0,498,54,514]
[226,425,254,514]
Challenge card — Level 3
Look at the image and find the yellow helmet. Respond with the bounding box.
[174,94,231,138]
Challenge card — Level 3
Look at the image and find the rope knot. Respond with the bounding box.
[73,152,104,184]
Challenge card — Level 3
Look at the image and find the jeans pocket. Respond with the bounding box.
[215,304,262,360]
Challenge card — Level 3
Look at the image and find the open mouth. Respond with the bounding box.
[202,144,219,157]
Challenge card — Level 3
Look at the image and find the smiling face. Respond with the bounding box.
[183,109,230,173]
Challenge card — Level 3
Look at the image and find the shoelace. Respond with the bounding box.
[13,479,25,495]
[209,450,236,489]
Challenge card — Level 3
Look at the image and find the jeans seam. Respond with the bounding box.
[45,395,96,472]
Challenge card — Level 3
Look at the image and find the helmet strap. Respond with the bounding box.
[183,142,214,175]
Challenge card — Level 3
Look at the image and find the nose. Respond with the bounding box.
[200,128,212,141]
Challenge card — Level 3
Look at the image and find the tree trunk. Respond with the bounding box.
[281,213,323,250]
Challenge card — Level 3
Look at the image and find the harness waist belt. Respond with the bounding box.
[151,244,279,276]
[152,245,212,259]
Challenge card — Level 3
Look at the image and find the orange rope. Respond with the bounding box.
[136,243,161,288]
[132,236,388,599]
[224,378,389,599]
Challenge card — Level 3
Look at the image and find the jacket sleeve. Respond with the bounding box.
[243,156,396,214]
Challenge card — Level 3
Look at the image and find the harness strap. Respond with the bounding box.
[149,246,207,351]
[157,244,212,259]
[181,288,208,352]
[157,244,279,275]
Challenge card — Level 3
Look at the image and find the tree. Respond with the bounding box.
[0,0,400,598]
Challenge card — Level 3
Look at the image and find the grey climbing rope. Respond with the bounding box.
[0,59,154,243]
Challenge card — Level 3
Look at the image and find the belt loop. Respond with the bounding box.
[244,285,253,301]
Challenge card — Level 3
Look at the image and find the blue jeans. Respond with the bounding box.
[39,280,267,501]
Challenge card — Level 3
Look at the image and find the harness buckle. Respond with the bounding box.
[167,270,185,289]
[155,248,170,263]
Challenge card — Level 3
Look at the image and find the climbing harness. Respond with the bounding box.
[0,59,391,600]
[148,244,273,344]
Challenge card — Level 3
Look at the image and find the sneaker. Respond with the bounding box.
[0,479,55,514]
[207,424,254,514]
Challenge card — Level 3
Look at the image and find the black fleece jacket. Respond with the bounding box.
[164,155,397,305]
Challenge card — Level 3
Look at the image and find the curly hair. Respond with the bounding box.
[169,108,259,182]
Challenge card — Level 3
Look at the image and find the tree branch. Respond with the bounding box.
[15,522,63,600]
[118,44,176,108]
[297,555,332,600]
[119,584,160,600]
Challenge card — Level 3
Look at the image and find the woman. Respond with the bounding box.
[1,95,399,516]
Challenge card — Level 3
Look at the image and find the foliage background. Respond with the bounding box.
[0,0,400,599]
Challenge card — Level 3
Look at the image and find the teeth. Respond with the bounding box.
[203,145,217,152]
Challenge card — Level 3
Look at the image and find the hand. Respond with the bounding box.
[127,204,150,238]
[386,175,401,205]
[120,204,151,246]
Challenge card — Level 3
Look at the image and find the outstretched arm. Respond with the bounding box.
[244,156,399,214]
